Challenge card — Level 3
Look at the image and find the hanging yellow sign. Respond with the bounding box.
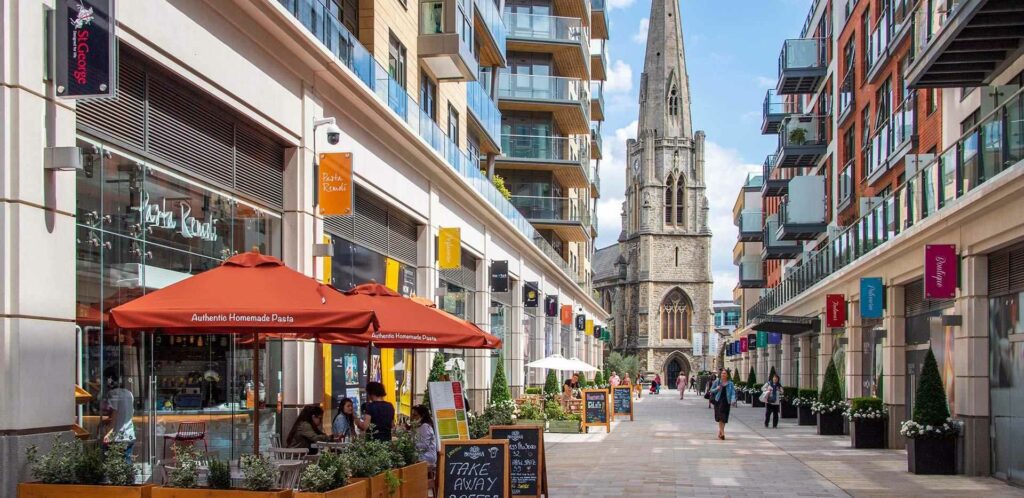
[318,153,353,216]
[438,227,461,270]
[385,257,400,291]
[585,319,594,336]
[322,235,332,284]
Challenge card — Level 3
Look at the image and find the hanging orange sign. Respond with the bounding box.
[560,305,573,325]
[319,152,353,216]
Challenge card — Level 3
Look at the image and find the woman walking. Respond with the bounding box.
[761,373,783,429]
[677,372,687,400]
[710,370,737,440]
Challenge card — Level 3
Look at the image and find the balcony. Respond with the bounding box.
[591,39,608,81]
[511,195,590,241]
[419,0,479,81]
[498,72,590,134]
[474,0,507,66]
[499,134,590,188]
[777,115,828,168]
[590,81,605,121]
[837,71,855,124]
[738,257,767,288]
[749,85,1024,323]
[906,0,1024,88]
[762,90,800,134]
[762,154,788,197]
[736,210,764,242]
[591,0,609,39]
[866,95,916,185]
[762,215,801,260]
[505,12,590,80]
[777,175,827,240]
[590,126,603,160]
[776,38,828,94]
[589,161,601,198]
[865,1,914,83]
[467,78,502,153]
[837,160,855,213]
[554,0,591,29]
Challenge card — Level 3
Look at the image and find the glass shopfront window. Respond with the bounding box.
[990,291,1024,485]
[490,300,510,381]
[75,138,283,475]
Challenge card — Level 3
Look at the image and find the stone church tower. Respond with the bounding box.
[593,0,713,385]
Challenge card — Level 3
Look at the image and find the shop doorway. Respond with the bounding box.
[665,354,691,390]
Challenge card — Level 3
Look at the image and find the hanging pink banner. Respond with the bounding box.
[740,337,748,353]
[924,244,957,299]
[826,294,847,328]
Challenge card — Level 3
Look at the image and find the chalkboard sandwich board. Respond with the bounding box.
[612,385,634,421]
[582,389,611,433]
[489,425,546,497]
[439,439,510,498]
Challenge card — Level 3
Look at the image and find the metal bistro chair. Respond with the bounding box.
[268,447,309,461]
[275,461,305,490]
[162,421,209,459]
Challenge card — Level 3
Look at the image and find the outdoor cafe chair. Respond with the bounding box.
[268,447,309,461]
[162,421,208,459]
[275,461,305,489]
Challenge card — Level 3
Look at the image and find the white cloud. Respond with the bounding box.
[604,60,633,93]
[607,0,636,10]
[704,141,760,300]
[755,76,777,89]
[632,18,649,44]
[595,120,639,249]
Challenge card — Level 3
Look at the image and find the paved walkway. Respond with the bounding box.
[543,390,1022,497]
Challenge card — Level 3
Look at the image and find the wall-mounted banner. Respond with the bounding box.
[768,332,783,345]
[560,305,572,325]
[693,333,703,356]
[490,260,509,293]
[826,294,847,328]
[575,314,586,332]
[384,257,400,291]
[437,228,461,270]
[56,0,116,98]
[924,244,958,299]
[708,336,718,357]
[860,277,884,319]
[545,296,559,317]
[756,331,767,349]
[523,282,540,308]
[585,319,594,336]
[740,337,748,353]
[747,334,757,352]
[318,153,354,216]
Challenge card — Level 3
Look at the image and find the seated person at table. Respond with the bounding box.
[562,373,580,398]
[331,397,356,441]
[356,381,395,442]
[287,405,330,449]
[410,404,438,466]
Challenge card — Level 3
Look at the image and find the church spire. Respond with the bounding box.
[638,0,692,139]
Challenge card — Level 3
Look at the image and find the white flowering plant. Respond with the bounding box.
[845,397,887,419]
[899,418,961,439]
[790,389,818,408]
[810,399,849,415]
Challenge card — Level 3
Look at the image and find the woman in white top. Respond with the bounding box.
[411,404,437,466]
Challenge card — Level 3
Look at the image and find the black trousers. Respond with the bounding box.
[764,404,780,427]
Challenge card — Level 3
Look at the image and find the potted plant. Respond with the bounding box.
[543,371,561,398]
[795,389,818,426]
[813,359,847,436]
[544,401,581,433]
[345,434,401,498]
[788,126,807,145]
[749,368,763,408]
[847,397,886,448]
[390,427,427,498]
[20,437,153,498]
[514,400,547,428]
[152,445,290,497]
[781,387,798,418]
[900,349,960,475]
[296,451,368,498]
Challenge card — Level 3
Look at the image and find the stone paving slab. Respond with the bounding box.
[543,391,1023,498]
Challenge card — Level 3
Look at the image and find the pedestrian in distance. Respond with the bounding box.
[761,373,783,429]
[710,369,737,440]
[609,371,621,387]
[677,372,687,400]
[689,376,696,392]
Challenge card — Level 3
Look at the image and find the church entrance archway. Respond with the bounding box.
[665,353,691,389]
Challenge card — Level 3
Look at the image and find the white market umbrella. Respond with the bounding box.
[568,357,598,373]
[525,353,577,371]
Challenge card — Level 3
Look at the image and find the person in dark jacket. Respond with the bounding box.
[287,405,330,449]
[356,381,395,442]
[710,370,737,440]
[761,373,783,429]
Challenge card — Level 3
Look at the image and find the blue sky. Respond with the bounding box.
[594,0,812,299]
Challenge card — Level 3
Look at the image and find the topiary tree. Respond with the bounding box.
[819,358,843,405]
[490,352,511,405]
[876,370,884,400]
[768,366,778,382]
[911,349,950,427]
[747,366,757,387]
[544,370,560,396]
[422,352,448,412]
[593,371,605,386]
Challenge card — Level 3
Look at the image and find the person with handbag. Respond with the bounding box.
[709,370,736,440]
[761,373,783,429]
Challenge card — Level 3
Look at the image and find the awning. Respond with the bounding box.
[750,314,820,335]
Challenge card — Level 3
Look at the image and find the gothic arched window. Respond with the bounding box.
[668,86,679,116]
[664,176,674,224]
[675,182,686,225]
[660,288,691,340]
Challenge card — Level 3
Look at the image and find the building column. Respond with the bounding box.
[466,256,492,412]
[508,280,525,398]
[781,335,794,387]
[798,334,812,389]
[414,217,440,404]
[846,304,866,399]
[818,321,835,390]
[956,255,990,475]
[882,285,907,449]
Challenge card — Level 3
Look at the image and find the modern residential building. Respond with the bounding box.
[729,0,1024,484]
[0,0,608,492]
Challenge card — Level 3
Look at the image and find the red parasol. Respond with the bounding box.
[316,283,502,349]
[109,251,378,335]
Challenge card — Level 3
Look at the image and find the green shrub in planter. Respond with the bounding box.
[345,435,396,478]
[593,371,605,387]
[544,371,560,397]
[422,352,448,412]
[747,367,757,388]
[166,444,202,488]
[848,397,887,449]
[207,459,231,490]
[525,387,542,395]
[815,359,847,435]
[768,366,778,382]
[240,454,278,491]
[900,349,959,474]
[490,353,511,405]
[299,450,350,492]
[517,401,545,421]
[390,427,419,467]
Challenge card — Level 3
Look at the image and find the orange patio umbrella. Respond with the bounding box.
[316,282,502,349]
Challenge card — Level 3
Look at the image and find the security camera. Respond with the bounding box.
[326,124,342,145]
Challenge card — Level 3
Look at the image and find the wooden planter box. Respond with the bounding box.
[908,437,957,475]
[798,405,816,426]
[19,483,155,498]
[514,419,548,430]
[781,400,797,418]
[350,471,396,498]
[398,462,428,498]
[294,481,369,498]
[546,420,580,433]
[850,418,886,448]
[817,412,844,436]
[151,488,291,498]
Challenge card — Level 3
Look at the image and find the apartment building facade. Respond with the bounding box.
[730,0,1024,483]
[0,0,608,492]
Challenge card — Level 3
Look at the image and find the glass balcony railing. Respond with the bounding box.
[911,0,962,64]
[763,89,801,116]
[467,78,501,146]
[498,72,588,105]
[590,127,602,151]
[276,0,580,283]
[838,160,854,207]
[763,154,777,181]
[763,216,800,249]
[591,38,608,64]
[739,259,765,284]
[838,71,855,119]
[474,0,507,61]
[737,210,763,233]
[749,85,1024,322]
[867,95,916,179]
[592,0,605,10]
[779,38,827,72]
[744,173,764,189]
[590,81,604,114]
[510,195,587,223]
[779,115,828,148]
[504,12,588,49]
[501,134,589,165]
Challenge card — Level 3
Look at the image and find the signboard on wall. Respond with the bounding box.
[560,305,572,325]
[523,282,540,307]
[544,296,558,317]
[924,244,958,299]
[575,314,586,331]
[428,381,470,449]
[585,319,593,336]
[438,228,461,270]
[490,261,509,292]
[318,153,354,216]
[756,331,767,349]
[826,294,847,328]
[740,337,748,353]
[692,333,703,356]
[708,336,718,357]
[860,277,884,319]
[56,0,116,98]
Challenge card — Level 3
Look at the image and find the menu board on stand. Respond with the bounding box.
[489,425,546,497]
[611,386,634,421]
[439,440,510,498]
[582,389,610,433]
[428,381,470,449]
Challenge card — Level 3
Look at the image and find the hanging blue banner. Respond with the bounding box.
[860,277,884,319]
[769,332,783,345]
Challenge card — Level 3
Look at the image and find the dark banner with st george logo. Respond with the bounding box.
[56,0,116,98]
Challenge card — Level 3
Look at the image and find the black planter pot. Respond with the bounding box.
[752,395,765,408]
[744,391,753,404]
[908,436,957,474]
[781,400,797,418]
[850,418,886,448]
[818,412,844,435]
[798,405,816,426]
